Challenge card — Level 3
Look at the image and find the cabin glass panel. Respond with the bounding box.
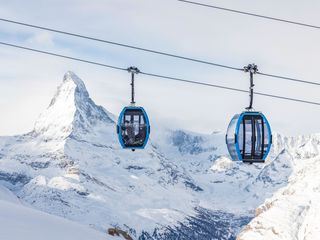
[120,109,147,148]
[263,121,270,157]
[254,118,263,157]
[226,112,272,162]
[240,114,265,160]
[244,118,253,158]
[226,115,239,160]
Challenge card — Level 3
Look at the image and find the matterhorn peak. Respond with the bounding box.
[48,71,88,108]
[62,71,88,97]
[64,70,82,82]
[33,72,114,140]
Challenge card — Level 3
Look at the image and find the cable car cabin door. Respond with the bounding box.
[121,108,147,148]
[241,114,264,162]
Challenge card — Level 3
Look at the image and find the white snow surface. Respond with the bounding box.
[0,185,113,240]
[238,134,320,240]
[0,72,315,239]
[0,184,20,204]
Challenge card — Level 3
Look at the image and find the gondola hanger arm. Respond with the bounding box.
[127,66,140,105]
[244,64,258,110]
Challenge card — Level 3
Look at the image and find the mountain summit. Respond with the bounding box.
[34,71,114,140]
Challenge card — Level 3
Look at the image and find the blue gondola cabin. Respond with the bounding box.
[117,106,150,150]
[226,111,272,163]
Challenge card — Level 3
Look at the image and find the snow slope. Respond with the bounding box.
[0,184,20,203]
[238,135,320,240]
[0,72,298,239]
[0,185,114,240]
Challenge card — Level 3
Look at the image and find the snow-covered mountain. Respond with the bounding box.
[0,72,312,239]
[238,134,320,240]
[0,185,112,240]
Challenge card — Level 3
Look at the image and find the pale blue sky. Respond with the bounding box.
[0,0,320,136]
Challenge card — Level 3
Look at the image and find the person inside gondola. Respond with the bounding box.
[132,120,145,146]
[123,120,135,145]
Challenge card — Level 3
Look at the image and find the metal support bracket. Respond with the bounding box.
[127,66,140,105]
[244,64,258,110]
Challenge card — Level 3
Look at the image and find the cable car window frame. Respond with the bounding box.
[244,115,264,159]
[233,112,272,162]
[117,107,150,149]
